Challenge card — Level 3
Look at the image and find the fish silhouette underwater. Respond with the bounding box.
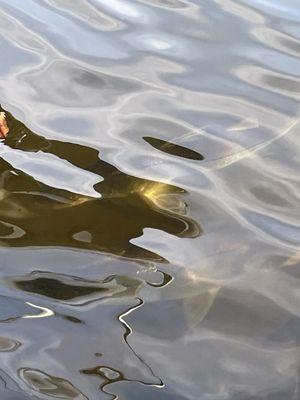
[0,107,201,261]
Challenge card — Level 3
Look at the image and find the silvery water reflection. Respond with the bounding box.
[0,0,299,399]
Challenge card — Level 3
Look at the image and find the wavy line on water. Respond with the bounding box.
[202,118,299,170]
[22,302,54,319]
[118,298,164,388]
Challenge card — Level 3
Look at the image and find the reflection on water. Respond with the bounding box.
[81,365,124,399]
[143,136,204,160]
[0,0,299,399]
[19,368,88,400]
[0,107,201,261]
[11,271,143,304]
[0,336,20,352]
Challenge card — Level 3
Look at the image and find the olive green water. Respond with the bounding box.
[0,107,201,260]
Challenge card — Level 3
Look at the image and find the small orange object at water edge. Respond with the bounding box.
[0,112,9,139]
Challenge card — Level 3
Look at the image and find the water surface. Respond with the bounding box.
[0,0,299,399]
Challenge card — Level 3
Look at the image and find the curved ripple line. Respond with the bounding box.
[22,302,54,319]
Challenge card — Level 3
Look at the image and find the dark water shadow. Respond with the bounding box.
[143,136,204,160]
[0,107,202,262]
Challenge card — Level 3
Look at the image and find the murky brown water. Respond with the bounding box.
[0,1,300,399]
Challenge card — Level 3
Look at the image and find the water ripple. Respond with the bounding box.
[0,0,299,399]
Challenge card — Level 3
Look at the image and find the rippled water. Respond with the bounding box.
[0,0,299,399]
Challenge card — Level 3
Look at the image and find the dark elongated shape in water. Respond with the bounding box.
[143,136,204,160]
